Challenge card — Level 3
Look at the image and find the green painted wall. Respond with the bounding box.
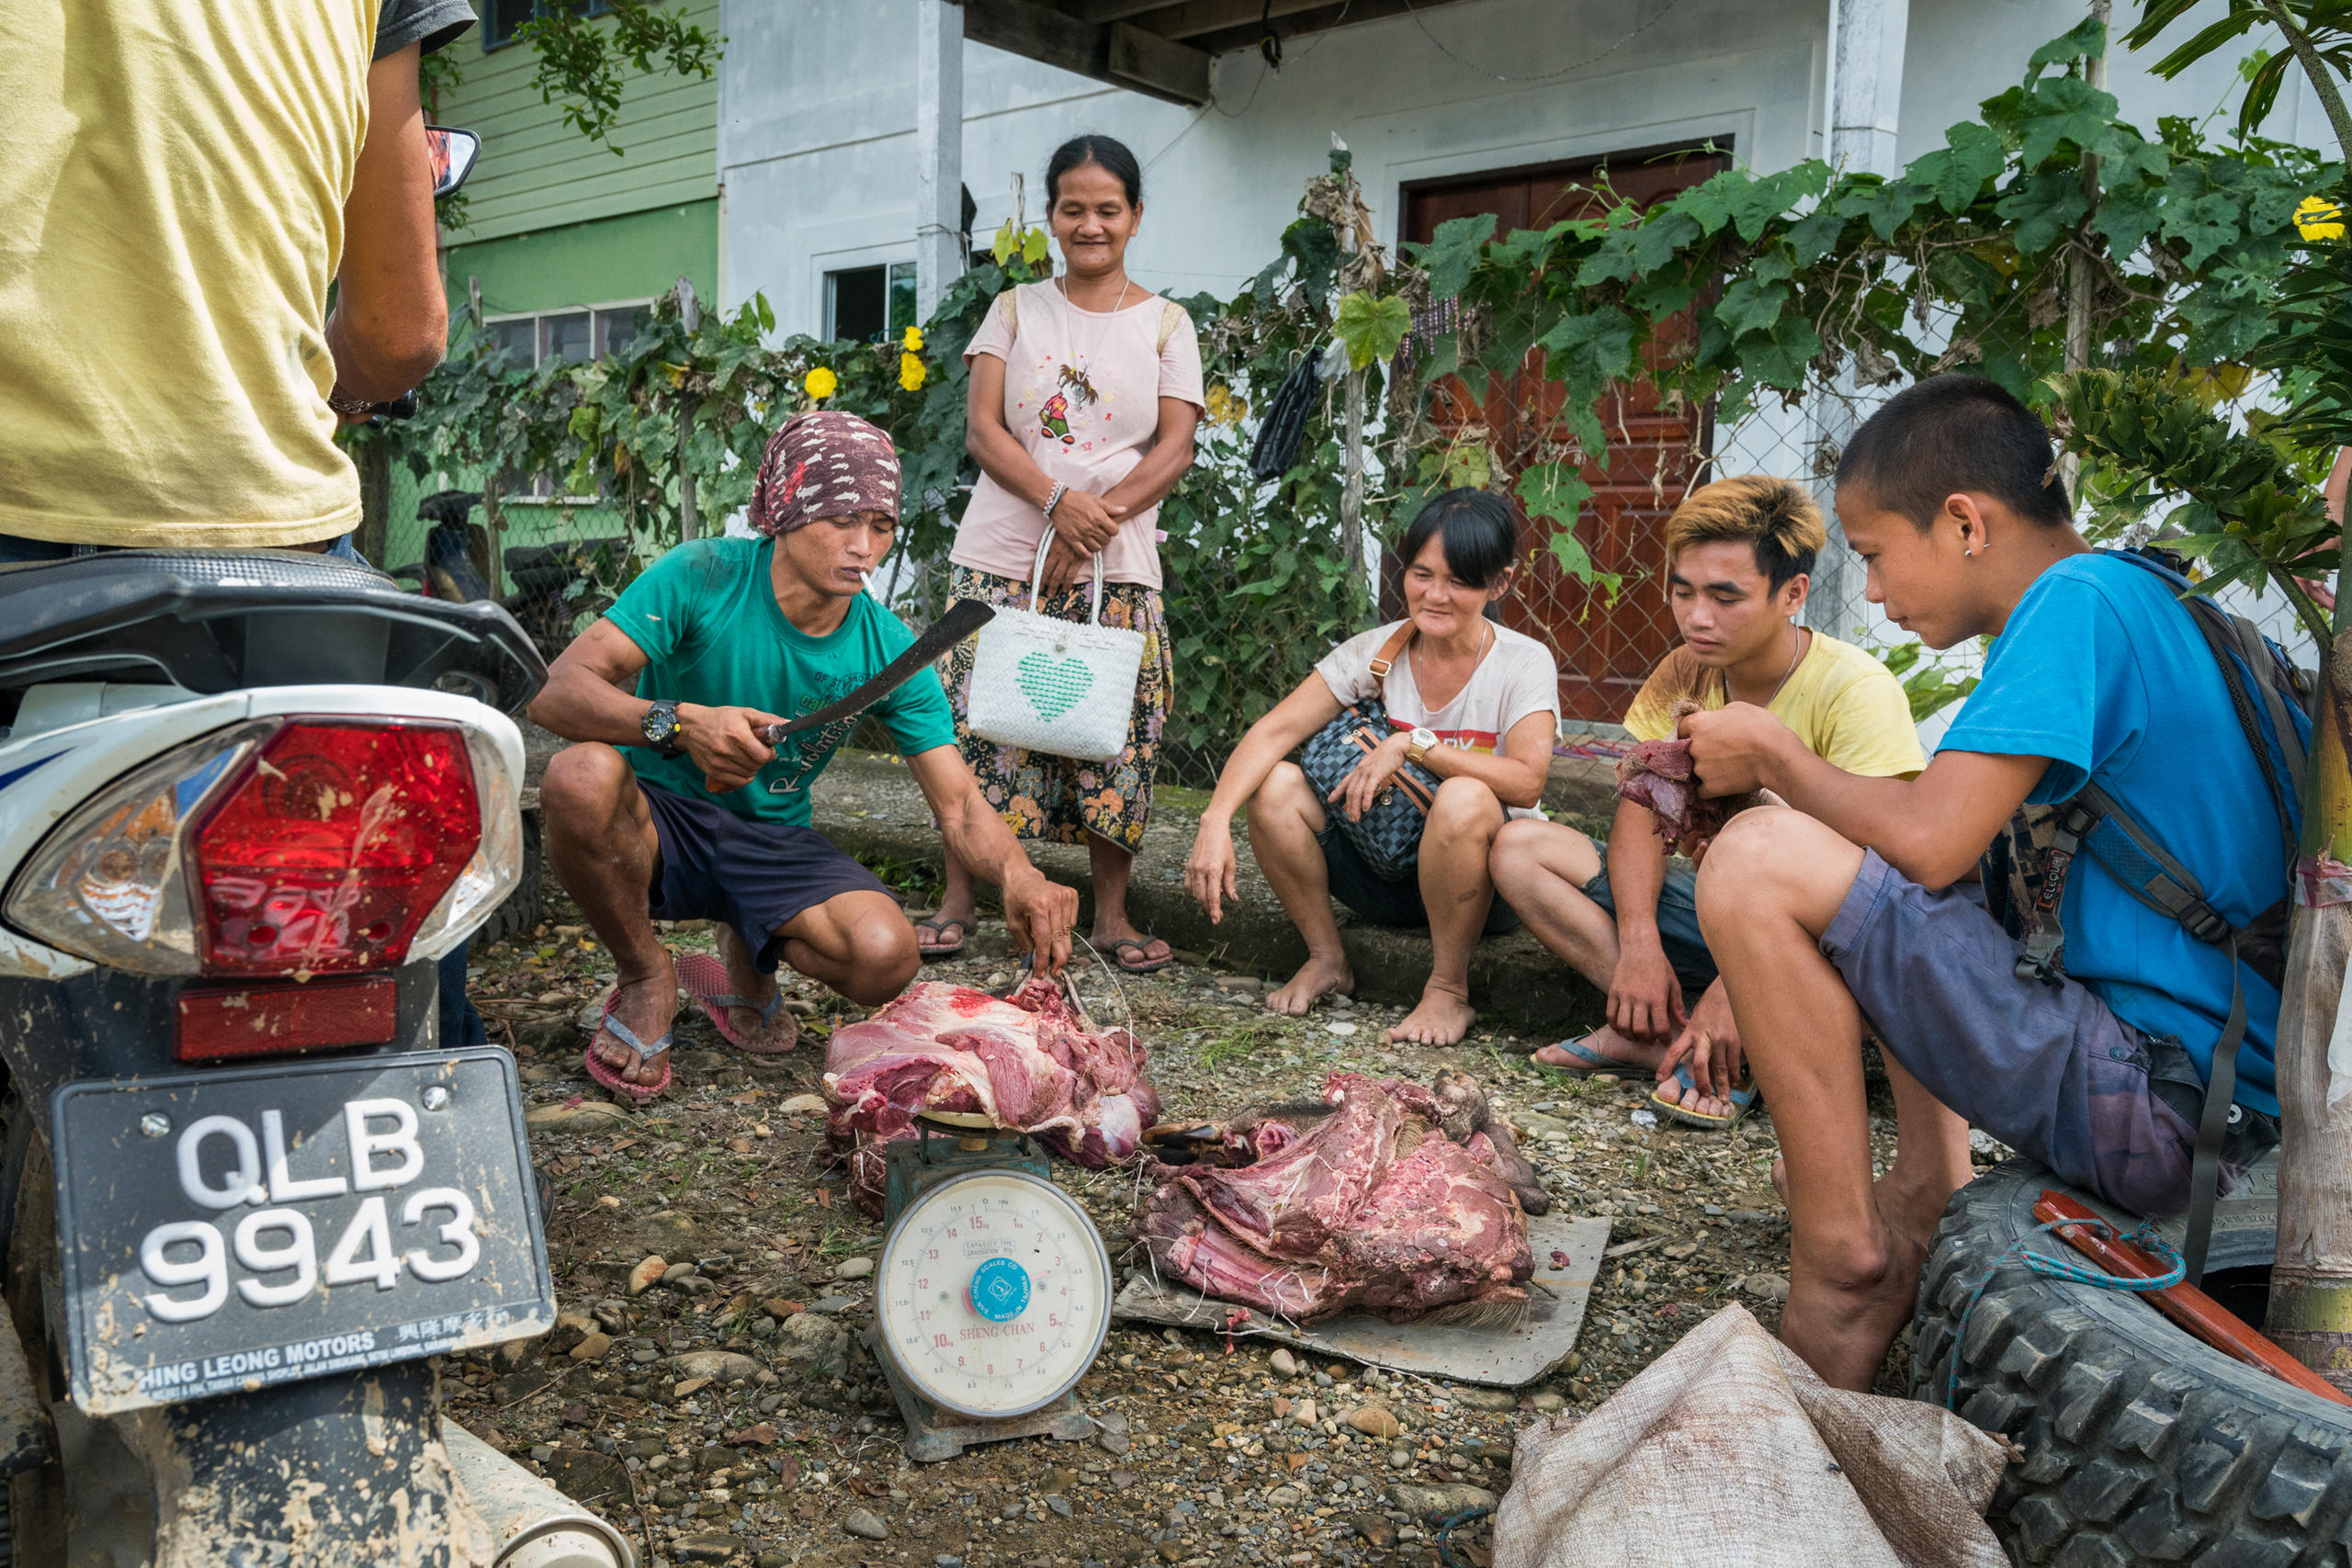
[431,0,719,245]
[444,198,718,318]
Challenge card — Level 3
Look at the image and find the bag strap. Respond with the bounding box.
[1025,525,1105,626]
[2184,935,2248,1285]
[1001,287,1019,340]
[1155,298,1185,355]
[1366,623,1416,680]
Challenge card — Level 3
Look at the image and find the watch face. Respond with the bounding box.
[642,704,676,746]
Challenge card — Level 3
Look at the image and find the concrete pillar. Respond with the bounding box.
[1805,0,1909,635]
[915,0,965,322]
[1831,0,1908,178]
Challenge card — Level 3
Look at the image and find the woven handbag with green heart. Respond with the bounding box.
[965,527,1148,761]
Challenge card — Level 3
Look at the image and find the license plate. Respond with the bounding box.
[53,1047,555,1416]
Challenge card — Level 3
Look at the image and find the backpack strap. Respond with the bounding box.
[1365,622,1415,679]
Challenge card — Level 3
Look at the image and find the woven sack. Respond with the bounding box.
[1298,626,1436,881]
[966,527,1147,762]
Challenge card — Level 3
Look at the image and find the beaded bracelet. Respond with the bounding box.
[1043,481,1067,518]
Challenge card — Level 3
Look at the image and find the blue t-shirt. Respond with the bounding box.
[603,537,958,826]
[1939,552,2296,1115]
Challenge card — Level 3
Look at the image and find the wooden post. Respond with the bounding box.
[677,276,702,543]
[2269,449,2352,1386]
[353,440,391,568]
[2058,0,2110,502]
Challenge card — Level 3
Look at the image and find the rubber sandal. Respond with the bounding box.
[914,917,969,961]
[676,953,798,1056]
[1105,936,1174,975]
[1535,1033,1655,1078]
[582,991,673,1105]
[1649,1062,1758,1132]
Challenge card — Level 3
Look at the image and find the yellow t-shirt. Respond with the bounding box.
[1623,630,1928,778]
[0,0,375,547]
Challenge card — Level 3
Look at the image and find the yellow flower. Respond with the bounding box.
[804,366,838,401]
[1204,384,1248,427]
[2298,195,2346,241]
[902,325,925,352]
[899,352,927,392]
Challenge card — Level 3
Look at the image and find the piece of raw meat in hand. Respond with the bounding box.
[1615,697,1764,844]
[1140,1072,1534,1325]
[825,976,1159,1213]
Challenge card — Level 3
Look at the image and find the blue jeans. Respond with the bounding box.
[1582,862,1718,997]
[0,532,362,564]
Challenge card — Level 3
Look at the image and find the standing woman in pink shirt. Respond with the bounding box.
[926,134,1205,971]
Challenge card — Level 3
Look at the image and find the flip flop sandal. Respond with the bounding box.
[914,917,970,961]
[1649,1062,1758,1132]
[1105,936,1174,976]
[583,991,672,1105]
[1535,1032,1655,1078]
[676,953,799,1056]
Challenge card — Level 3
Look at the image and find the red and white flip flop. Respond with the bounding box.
[677,953,799,1056]
[583,989,673,1104]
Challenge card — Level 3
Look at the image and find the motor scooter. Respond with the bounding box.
[0,127,633,1568]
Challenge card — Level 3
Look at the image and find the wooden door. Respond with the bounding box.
[1399,144,1728,725]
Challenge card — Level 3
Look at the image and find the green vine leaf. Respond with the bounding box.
[1419,213,1497,300]
[1333,292,1411,371]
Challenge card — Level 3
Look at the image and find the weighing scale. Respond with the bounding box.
[865,1111,1114,1461]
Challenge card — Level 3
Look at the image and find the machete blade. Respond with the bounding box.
[757,597,994,745]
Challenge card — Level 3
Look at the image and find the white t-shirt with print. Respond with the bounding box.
[1314,620,1562,820]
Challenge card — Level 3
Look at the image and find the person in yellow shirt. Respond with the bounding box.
[0,0,462,557]
[1491,476,1925,1129]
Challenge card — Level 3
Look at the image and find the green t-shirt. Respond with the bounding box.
[603,536,957,824]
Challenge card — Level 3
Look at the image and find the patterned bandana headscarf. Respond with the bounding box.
[748,411,900,536]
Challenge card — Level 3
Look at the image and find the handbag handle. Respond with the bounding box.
[1026,525,1106,626]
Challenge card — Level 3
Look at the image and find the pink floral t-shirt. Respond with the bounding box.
[955,280,1205,591]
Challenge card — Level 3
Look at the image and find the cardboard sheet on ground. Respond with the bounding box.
[1111,1213,1608,1388]
[1495,1304,2011,1568]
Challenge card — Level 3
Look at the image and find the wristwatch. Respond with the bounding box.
[1405,727,1438,766]
[641,699,685,757]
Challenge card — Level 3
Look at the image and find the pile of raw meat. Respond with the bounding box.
[824,976,1159,1214]
[1615,697,1763,843]
[1140,1071,1543,1325]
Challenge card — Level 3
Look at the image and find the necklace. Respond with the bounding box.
[1718,625,1808,709]
[1408,620,1495,722]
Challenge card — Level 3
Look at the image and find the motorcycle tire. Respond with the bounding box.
[1912,1155,2352,1565]
[474,806,543,949]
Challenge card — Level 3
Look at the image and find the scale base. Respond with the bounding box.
[862,1326,1094,1462]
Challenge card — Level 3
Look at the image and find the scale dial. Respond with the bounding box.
[876,1169,1111,1419]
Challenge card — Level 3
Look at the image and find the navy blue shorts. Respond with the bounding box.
[639,781,897,975]
[1581,862,1717,997]
[1314,824,1521,935]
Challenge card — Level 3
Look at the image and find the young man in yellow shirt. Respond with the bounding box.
[1491,476,1924,1128]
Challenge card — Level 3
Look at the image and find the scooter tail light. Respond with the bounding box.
[190,720,482,976]
[5,717,488,978]
[408,726,522,962]
[3,722,276,976]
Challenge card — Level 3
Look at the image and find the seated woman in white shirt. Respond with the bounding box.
[1182,491,1561,1046]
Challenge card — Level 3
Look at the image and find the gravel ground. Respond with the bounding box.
[454,886,1957,1568]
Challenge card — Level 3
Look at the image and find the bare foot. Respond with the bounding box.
[1532,1023,1665,1074]
[1781,1205,1931,1392]
[1268,953,1353,1016]
[1387,983,1476,1046]
[591,960,677,1087]
[715,927,797,1051]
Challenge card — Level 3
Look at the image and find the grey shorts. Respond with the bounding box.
[1821,850,2206,1217]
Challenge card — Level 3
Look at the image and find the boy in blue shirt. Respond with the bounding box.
[1679,375,2295,1390]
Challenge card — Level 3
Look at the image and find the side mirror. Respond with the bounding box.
[425,126,481,199]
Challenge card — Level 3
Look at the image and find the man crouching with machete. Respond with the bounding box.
[531,411,1080,1103]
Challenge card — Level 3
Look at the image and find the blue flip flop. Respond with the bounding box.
[1649,1063,1758,1132]
[1535,1034,1649,1078]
